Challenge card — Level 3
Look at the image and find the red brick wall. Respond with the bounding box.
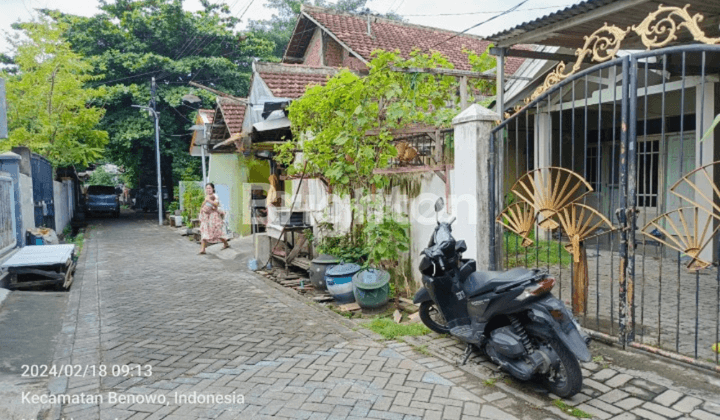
[303,28,323,66]
[343,49,368,72]
[324,38,344,67]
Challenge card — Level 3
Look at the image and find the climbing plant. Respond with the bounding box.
[276,47,496,272]
[275,49,461,194]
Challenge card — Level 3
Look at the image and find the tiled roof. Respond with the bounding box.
[217,97,246,135]
[297,6,525,74]
[255,62,342,99]
[198,109,214,124]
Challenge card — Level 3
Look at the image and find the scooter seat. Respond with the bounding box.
[464,268,534,298]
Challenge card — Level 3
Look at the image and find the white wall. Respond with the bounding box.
[294,172,453,288]
[19,173,34,233]
[54,181,72,233]
[392,171,455,286]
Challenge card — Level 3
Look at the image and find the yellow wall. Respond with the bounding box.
[208,153,271,236]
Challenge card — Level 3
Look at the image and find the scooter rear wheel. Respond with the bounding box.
[419,301,450,334]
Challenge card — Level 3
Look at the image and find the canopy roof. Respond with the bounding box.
[488,0,720,49]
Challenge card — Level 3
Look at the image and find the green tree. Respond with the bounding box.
[0,19,108,166]
[39,0,274,189]
[248,0,402,59]
[87,166,117,186]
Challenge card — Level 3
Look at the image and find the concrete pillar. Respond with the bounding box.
[452,104,501,271]
[0,152,23,248]
[696,81,715,261]
[534,112,553,239]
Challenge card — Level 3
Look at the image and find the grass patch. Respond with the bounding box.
[411,344,431,356]
[503,231,572,268]
[65,231,85,258]
[483,378,497,387]
[362,317,430,340]
[553,400,592,418]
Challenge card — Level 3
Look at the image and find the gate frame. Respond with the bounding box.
[490,5,720,371]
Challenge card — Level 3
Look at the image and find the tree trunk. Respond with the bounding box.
[572,242,588,316]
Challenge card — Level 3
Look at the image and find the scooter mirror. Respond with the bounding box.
[434,197,444,213]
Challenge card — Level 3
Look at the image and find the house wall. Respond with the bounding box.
[53,180,73,234]
[342,49,367,72]
[19,173,34,233]
[208,154,260,236]
[209,154,244,235]
[304,28,324,66]
[325,37,344,67]
[397,172,454,287]
[290,171,452,288]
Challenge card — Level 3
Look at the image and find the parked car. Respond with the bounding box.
[85,185,120,218]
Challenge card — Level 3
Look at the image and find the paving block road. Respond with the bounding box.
[8,212,718,420]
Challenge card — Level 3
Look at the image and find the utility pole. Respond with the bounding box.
[0,78,7,139]
[151,77,162,226]
[133,79,163,226]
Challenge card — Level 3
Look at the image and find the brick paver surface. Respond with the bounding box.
[44,214,720,420]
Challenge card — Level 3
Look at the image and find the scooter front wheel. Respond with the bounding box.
[542,338,583,398]
[419,301,450,334]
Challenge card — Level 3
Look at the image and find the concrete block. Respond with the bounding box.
[254,232,270,261]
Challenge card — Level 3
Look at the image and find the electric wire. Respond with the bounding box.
[428,0,531,49]
[402,3,578,17]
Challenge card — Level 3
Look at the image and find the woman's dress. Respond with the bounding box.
[199,196,225,243]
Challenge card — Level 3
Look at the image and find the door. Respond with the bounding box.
[30,155,55,230]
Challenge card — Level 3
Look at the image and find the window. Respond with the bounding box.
[637,140,659,207]
[585,146,601,192]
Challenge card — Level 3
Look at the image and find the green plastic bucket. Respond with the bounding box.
[352,269,391,309]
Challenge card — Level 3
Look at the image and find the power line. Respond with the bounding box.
[402,3,577,17]
[428,0,531,49]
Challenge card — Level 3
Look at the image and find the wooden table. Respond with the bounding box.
[1,244,77,289]
[267,224,313,274]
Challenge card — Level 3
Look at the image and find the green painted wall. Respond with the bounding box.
[208,154,271,237]
[208,154,247,235]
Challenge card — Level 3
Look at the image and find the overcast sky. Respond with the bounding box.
[1,0,584,55]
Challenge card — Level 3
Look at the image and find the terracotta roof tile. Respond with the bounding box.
[217,98,246,135]
[255,62,342,99]
[259,72,331,99]
[198,109,215,124]
[302,7,525,73]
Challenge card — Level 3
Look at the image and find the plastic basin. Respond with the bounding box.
[352,269,390,309]
[325,263,361,303]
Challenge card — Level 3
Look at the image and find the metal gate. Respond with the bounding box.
[30,154,55,230]
[490,15,720,371]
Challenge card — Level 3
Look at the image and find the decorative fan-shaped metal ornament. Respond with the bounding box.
[641,207,720,271]
[496,202,536,247]
[551,203,615,262]
[669,161,720,218]
[510,167,593,230]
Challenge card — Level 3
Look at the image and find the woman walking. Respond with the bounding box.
[198,183,230,254]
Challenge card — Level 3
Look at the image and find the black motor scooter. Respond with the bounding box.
[414,198,591,398]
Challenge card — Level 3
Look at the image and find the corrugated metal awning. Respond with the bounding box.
[488,0,720,49]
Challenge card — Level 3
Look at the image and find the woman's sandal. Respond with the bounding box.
[221,244,230,250]
[198,251,206,255]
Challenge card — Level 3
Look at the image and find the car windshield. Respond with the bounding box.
[87,186,116,195]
